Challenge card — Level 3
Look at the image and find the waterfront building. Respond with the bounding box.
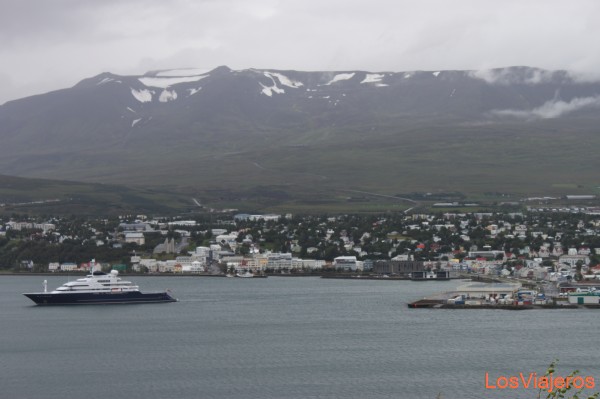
[373,260,424,276]
[568,292,600,304]
[453,282,520,298]
[267,253,293,270]
[333,256,360,271]
[60,262,77,271]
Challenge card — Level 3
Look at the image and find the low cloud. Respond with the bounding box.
[491,95,600,119]
[469,67,568,85]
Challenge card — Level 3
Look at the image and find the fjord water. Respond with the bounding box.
[2,276,599,399]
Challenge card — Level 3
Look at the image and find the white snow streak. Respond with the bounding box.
[97,77,122,85]
[139,75,207,88]
[259,73,285,97]
[265,72,303,88]
[361,73,388,86]
[361,73,384,84]
[432,71,441,77]
[131,88,153,103]
[260,83,285,97]
[126,107,136,113]
[97,77,114,85]
[158,89,178,102]
[131,118,142,127]
[187,87,202,96]
[324,73,355,85]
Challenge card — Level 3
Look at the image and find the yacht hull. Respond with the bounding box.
[23,291,177,305]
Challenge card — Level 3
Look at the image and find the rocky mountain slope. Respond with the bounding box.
[1,66,599,203]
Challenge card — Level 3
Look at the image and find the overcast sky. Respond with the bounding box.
[1,0,599,104]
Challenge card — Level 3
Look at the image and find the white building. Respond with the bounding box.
[267,253,293,270]
[195,246,211,257]
[138,258,158,272]
[291,258,325,270]
[168,220,197,227]
[216,233,238,246]
[60,262,78,271]
[125,232,145,245]
[559,254,590,268]
[333,256,360,271]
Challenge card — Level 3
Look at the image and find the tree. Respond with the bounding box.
[575,260,584,281]
[536,359,599,399]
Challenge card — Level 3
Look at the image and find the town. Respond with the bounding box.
[2,204,600,287]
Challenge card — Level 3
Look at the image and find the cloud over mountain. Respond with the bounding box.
[491,95,600,120]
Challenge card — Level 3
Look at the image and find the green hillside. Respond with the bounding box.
[1,66,600,214]
[0,175,195,216]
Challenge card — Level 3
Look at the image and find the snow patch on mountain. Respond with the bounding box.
[159,89,177,102]
[432,71,441,77]
[324,73,355,85]
[131,118,142,127]
[265,72,303,88]
[361,74,384,84]
[138,75,207,88]
[126,107,136,113]
[97,77,122,85]
[260,84,284,97]
[187,87,202,96]
[260,73,285,97]
[361,74,388,86]
[131,89,153,103]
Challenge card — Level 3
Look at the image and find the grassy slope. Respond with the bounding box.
[3,116,599,214]
[0,175,195,216]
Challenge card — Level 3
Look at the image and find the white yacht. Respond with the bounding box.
[23,268,177,305]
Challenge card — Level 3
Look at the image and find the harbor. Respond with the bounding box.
[408,278,600,309]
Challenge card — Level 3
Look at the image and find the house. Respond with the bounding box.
[559,254,590,268]
[125,232,145,245]
[578,247,591,256]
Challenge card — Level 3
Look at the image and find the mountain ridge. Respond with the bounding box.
[1,65,599,207]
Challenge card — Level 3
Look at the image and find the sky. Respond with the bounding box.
[2,0,600,104]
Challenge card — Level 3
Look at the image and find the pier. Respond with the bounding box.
[406,281,586,310]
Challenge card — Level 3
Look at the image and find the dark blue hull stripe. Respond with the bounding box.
[23,292,177,305]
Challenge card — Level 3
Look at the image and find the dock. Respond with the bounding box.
[407,299,530,309]
[407,281,581,310]
[407,299,581,309]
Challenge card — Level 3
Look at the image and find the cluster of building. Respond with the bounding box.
[2,207,600,282]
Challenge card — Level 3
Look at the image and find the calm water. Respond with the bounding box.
[1,275,599,399]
